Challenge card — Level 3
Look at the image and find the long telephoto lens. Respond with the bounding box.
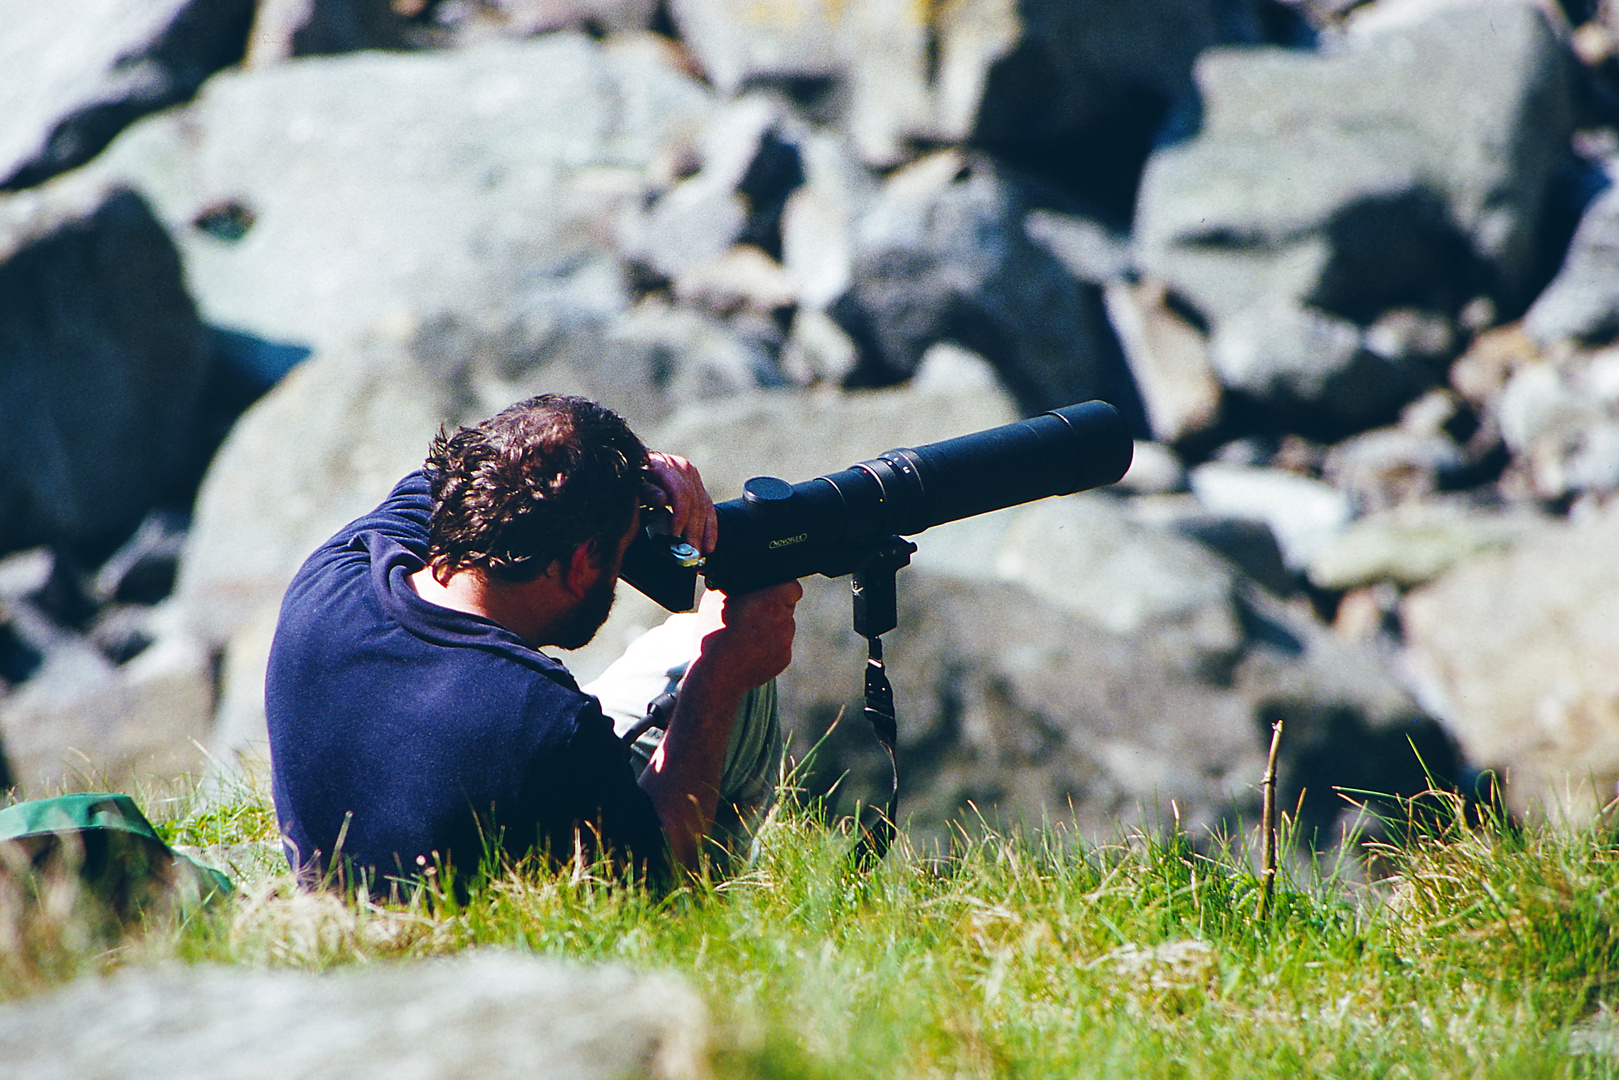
[622,400,1133,608]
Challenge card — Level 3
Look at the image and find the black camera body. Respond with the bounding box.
[621,400,1134,611]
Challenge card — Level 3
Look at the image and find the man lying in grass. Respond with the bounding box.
[264,394,802,894]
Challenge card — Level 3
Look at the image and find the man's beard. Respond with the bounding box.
[551,571,617,651]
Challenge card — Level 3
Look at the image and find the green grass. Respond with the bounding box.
[8,777,1619,1078]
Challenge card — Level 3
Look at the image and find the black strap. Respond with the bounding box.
[856,634,899,863]
[620,689,678,745]
[848,537,913,867]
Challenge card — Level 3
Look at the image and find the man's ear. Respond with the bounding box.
[560,541,600,598]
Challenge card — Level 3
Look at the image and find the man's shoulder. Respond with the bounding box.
[267,575,598,767]
[324,471,433,559]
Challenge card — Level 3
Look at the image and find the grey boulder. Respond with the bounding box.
[1308,500,1544,592]
[0,0,254,191]
[1208,299,1440,433]
[1102,279,1222,446]
[76,32,716,355]
[171,331,464,650]
[916,0,1265,148]
[617,95,809,285]
[665,0,921,165]
[1525,183,1619,347]
[646,370,1023,499]
[832,151,1135,415]
[1401,502,1619,821]
[0,953,711,1080]
[1188,462,1352,572]
[1136,0,1573,423]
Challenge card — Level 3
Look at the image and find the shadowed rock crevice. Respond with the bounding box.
[0,186,215,558]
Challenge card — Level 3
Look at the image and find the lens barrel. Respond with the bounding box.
[666,400,1132,600]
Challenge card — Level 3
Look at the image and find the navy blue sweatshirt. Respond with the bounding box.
[265,471,667,889]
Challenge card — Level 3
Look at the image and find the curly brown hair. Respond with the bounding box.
[423,395,647,583]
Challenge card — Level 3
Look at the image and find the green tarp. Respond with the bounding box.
[0,792,232,918]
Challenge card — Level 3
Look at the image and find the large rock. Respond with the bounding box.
[991,497,1247,681]
[780,130,877,313]
[668,0,1266,168]
[0,0,254,191]
[73,32,715,354]
[0,183,216,555]
[1188,463,1352,571]
[832,151,1138,416]
[1525,184,1619,346]
[1402,503,1619,821]
[918,0,1265,149]
[616,94,809,285]
[601,299,786,412]
[617,93,879,340]
[667,0,925,167]
[1024,208,1134,285]
[1136,0,1574,423]
[648,375,1022,499]
[206,596,283,776]
[1347,0,1571,39]
[0,954,711,1080]
[1125,493,1291,592]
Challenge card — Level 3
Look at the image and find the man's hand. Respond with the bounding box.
[640,581,802,869]
[689,582,803,694]
[644,451,718,554]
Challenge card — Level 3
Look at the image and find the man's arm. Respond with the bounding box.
[637,582,802,868]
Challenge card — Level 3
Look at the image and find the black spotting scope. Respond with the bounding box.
[621,399,1135,612]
